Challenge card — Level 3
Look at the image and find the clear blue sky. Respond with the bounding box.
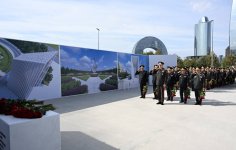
[0,0,233,58]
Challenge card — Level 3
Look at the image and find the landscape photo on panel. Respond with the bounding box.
[60,46,118,96]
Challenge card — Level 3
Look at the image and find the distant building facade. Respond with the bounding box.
[194,17,213,56]
[230,0,236,55]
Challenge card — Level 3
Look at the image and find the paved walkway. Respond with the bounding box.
[47,84,236,150]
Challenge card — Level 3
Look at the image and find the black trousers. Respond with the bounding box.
[194,89,201,104]
[179,88,187,102]
[166,85,173,100]
[153,83,157,98]
[140,83,147,97]
[156,85,164,103]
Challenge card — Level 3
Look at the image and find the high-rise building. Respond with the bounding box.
[230,0,236,55]
[194,16,213,56]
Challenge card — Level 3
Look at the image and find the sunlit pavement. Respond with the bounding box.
[47,84,236,150]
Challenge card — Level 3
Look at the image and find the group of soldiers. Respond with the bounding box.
[135,61,236,105]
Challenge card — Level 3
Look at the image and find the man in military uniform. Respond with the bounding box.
[135,65,149,98]
[179,68,189,104]
[166,66,175,101]
[149,64,159,99]
[155,61,166,105]
[193,67,205,105]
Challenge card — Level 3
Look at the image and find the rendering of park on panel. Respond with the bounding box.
[0,38,61,100]
[60,46,118,96]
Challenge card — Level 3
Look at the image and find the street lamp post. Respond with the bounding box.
[96,28,100,50]
[210,20,214,67]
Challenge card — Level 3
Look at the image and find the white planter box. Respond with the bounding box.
[0,111,61,150]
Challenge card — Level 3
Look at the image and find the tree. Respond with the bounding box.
[177,56,184,68]
[183,58,197,67]
[222,55,236,67]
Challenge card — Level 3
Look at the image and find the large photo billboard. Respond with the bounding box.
[0,38,61,100]
[118,53,149,89]
[61,46,118,96]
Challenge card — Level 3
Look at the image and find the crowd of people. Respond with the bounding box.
[135,61,236,105]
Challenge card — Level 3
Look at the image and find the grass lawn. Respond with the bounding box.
[77,75,90,81]
[99,75,110,80]
[0,45,12,72]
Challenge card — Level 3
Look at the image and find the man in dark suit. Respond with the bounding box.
[135,65,149,98]
[149,64,158,99]
[155,61,166,105]
[193,67,205,105]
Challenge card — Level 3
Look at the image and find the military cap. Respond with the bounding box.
[139,65,145,67]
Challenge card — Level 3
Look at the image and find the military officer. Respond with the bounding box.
[155,61,166,105]
[179,67,189,104]
[135,65,149,98]
[149,64,159,99]
[166,66,175,101]
[193,67,205,105]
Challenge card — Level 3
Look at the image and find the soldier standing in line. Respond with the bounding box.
[155,61,166,105]
[190,67,196,91]
[205,67,212,90]
[135,65,149,99]
[179,68,189,104]
[149,64,159,99]
[173,66,180,90]
[166,66,175,101]
[193,67,205,105]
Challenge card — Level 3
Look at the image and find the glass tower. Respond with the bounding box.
[230,0,236,55]
[194,17,213,56]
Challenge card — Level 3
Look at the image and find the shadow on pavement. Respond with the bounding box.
[201,99,236,106]
[61,131,119,150]
[46,88,152,114]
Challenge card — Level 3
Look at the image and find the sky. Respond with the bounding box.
[0,0,233,58]
[61,46,117,71]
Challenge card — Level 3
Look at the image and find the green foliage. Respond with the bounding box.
[180,55,220,68]
[42,67,53,85]
[105,75,118,88]
[183,58,197,67]
[61,76,88,96]
[177,56,184,68]
[0,45,12,72]
[77,75,90,81]
[7,39,48,53]
[118,71,129,79]
[99,75,110,80]
[61,76,81,92]
[99,83,117,91]
[222,55,236,67]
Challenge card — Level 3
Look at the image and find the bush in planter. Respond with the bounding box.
[99,83,117,91]
[105,75,118,88]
